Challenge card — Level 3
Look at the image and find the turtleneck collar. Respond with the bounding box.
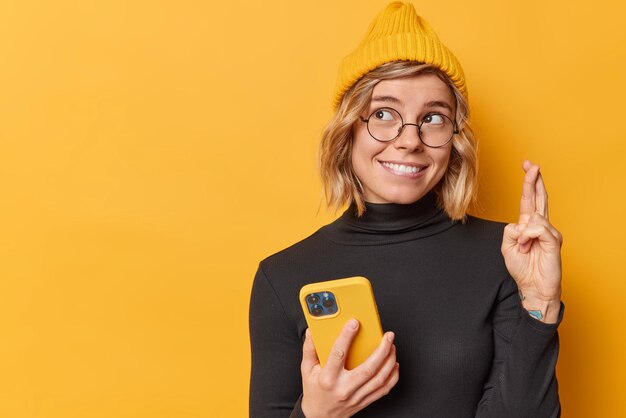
[321,191,457,246]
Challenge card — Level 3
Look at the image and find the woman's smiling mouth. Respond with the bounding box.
[379,161,428,177]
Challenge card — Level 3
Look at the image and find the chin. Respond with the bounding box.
[390,195,425,204]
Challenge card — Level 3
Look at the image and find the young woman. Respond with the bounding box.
[249,3,563,417]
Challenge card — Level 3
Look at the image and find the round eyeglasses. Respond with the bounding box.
[359,107,458,148]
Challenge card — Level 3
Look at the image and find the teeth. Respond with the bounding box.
[382,162,423,173]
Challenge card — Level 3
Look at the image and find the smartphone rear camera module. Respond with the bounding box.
[305,291,339,317]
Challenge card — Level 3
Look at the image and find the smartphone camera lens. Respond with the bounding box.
[311,305,323,316]
[322,297,334,308]
[307,294,320,305]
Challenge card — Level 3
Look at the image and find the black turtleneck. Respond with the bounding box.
[249,193,562,418]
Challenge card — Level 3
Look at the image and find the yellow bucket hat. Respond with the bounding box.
[332,1,467,110]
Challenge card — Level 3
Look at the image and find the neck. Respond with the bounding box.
[321,191,457,246]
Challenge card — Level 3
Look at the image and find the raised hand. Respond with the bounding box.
[501,160,563,323]
[300,319,399,418]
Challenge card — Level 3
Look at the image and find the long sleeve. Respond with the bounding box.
[475,276,563,418]
[249,264,306,418]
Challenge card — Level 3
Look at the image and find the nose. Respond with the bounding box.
[394,122,424,152]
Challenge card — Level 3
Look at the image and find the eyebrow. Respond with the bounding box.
[371,96,453,112]
[371,95,403,105]
[423,100,453,112]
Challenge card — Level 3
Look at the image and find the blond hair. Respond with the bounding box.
[319,61,478,221]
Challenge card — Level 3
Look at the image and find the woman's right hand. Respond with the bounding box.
[300,319,399,418]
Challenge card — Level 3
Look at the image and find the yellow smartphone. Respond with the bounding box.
[299,276,383,370]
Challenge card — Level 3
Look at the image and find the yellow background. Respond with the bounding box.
[1,0,624,416]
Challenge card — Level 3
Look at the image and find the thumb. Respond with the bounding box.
[301,329,320,374]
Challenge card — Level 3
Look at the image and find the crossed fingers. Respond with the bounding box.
[519,160,548,224]
[516,160,562,251]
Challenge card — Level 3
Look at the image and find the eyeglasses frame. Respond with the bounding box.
[359,107,459,148]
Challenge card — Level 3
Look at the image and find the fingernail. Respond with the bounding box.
[348,319,359,329]
[387,332,395,343]
[305,328,311,338]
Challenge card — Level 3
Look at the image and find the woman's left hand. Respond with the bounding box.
[501,160,563,323]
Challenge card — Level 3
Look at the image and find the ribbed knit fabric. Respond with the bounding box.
[333,2,467,109]
[249,192,562,417]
